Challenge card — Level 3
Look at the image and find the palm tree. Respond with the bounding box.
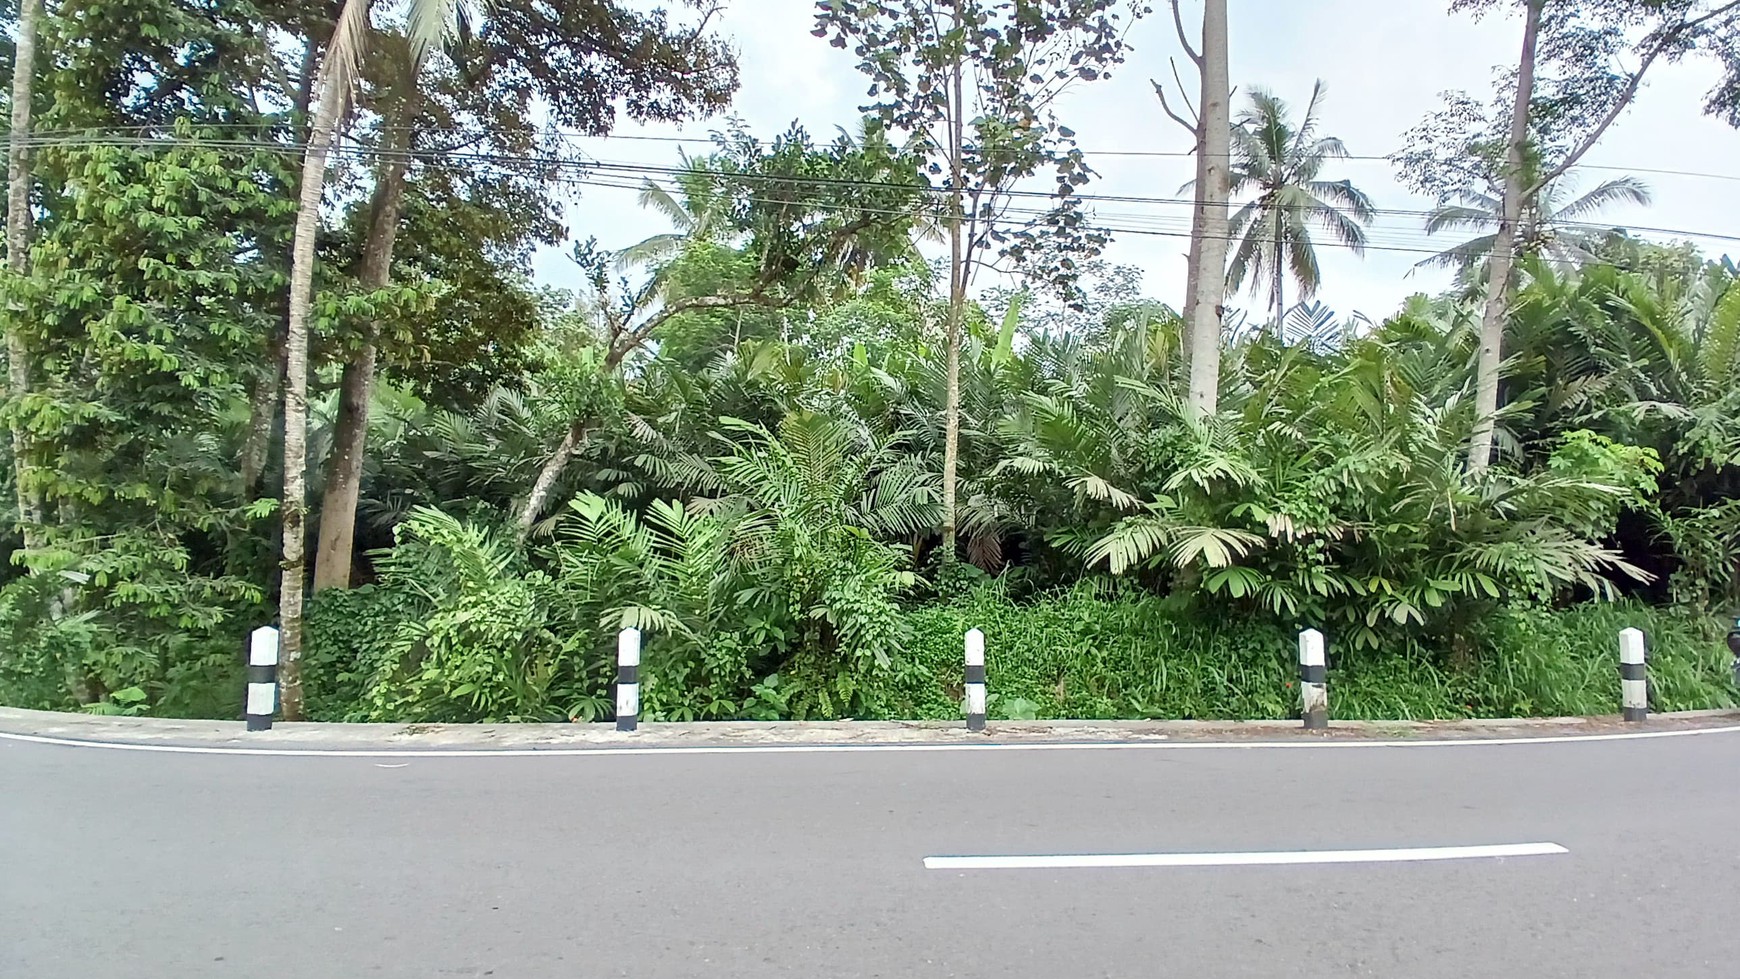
[619,119,934,283]
[279,0,477,719]
[1226,81,1375,328]
[1418,172,1652,286]
[616,150,731,272]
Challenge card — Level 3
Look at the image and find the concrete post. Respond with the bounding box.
[965,628,986,733]
[1726,616,1740,688]
[245,626,280,732]
[1620,628,1647,724]
[1299,629,1328,730]
[616,628,641,733]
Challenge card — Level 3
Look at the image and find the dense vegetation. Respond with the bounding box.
[3,0,1739,723]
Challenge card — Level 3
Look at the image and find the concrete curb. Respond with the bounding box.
[5,705,1740,751]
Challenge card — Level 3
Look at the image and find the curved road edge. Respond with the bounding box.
[5,704,1740,756]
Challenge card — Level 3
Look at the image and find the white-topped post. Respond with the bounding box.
[965,628,987,733]
[1620,628,1647,723]
[1299,629,1328,731]
[616,628,642,732]
[245,626,280,732]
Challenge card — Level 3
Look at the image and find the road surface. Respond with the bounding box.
[5,729,1740,977]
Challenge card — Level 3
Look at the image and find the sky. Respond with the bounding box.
[533,0,1740,324]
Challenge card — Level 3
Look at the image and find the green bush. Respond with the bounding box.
[360,509,573,723]
[1467,603,1737,717]
[304,584,420,722]
[849,585,1737,722]
[288,576,1737,723]
[874,583,1296,721]
[0,569,248,718]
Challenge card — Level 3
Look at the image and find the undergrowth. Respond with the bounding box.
[57,583,1733,724]
[868,585,1738,721]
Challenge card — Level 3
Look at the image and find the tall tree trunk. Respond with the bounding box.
[939,54,967,563]
[1158,0,1206,381]
[240,335,284,497]
[5,0,45,550]
[1186,0,1230,418]
[1468,0,1542,474]
[1182,121,1206,373]
[313,96,415,592]
[241,34,320,501]
[279,7,358,721]
[1273,235,1285,330]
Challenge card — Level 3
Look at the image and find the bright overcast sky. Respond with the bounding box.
[534,0,1740,323]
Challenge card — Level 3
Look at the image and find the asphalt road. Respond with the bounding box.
[5,731,1740,978]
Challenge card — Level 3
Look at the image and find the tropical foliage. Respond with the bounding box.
[2,0,1738,724]
[1225,81,1375,324]
[1421,171,1653,286]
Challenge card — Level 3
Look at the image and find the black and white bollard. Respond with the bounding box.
[965,628,987,733]
[245,625,280,732]
[616,627,641,733]
[1620,627,1648,723]
[1299,628,1328,730]
[1726,616,1740,689]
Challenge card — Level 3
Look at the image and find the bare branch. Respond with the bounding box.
[1153,78,1198,135]
[1170,57,1201,118]
[1528,0,1740,196]
[1170,0,1202,67]
[609,290,777,367]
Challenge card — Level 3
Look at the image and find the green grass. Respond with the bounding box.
[863,585,1739,722]
[294,578,1739,723]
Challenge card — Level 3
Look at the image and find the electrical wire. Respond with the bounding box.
[18,122,1740,182]
[18,129,1740,254]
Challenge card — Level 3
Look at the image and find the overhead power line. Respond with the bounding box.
[544,173,1642,261]
[17,122,1740,183]
[543,129,1740,184]
[19,130,1740,249]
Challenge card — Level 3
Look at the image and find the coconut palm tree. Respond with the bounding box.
[617,150,731,272]
[1418,172,1652,286]
[619,119,935,281]
[279,0,480,719]
[1225,81,1375,328]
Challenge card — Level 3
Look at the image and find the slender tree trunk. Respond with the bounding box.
[5,0,45,550]
[1182,123,1206,371]
[513,295,762,540]
[1468,0,1542,474]
[279,7,358,721]
[311,349,377,590]
[517,418,584,538]
[939,55,967,563]
[242,33,321,501]
[313,97,415,591]
[517,340,631,540]
[240,335,284,497]
[1273,236,1285,330]
[1159,0,1206,380]
[294,33,319,124]
[1186,0,1230,418]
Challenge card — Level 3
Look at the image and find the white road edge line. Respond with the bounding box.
[2,724,1740,757]
[923,842,1570,870]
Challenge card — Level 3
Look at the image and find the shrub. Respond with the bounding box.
[361,508,568,722]
[856,585,1736,722]
[303,584,419,722]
